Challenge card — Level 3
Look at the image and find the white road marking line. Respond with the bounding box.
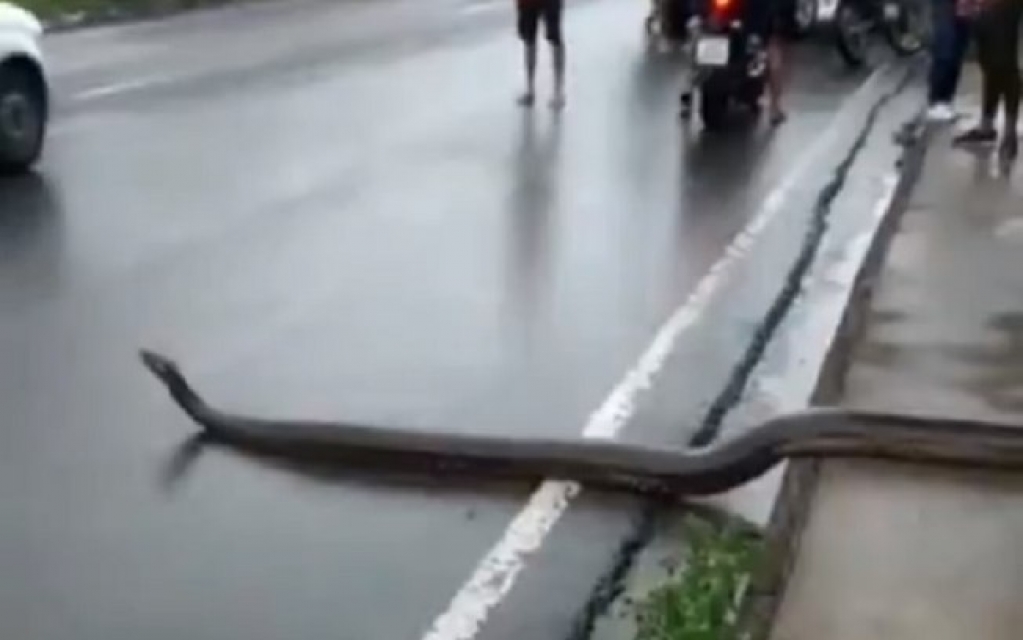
[995,217,1023,242]
[418,66,891,640]
[65,1,500,101]
[458,1,501,15]
[72,76,171,102]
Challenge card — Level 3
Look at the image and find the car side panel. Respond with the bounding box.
[0,1,45,69]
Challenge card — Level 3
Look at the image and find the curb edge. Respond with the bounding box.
[730,114,936,640]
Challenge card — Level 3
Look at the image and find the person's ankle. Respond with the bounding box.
[550,88,566,109]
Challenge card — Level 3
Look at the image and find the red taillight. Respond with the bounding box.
[710,0,734,22]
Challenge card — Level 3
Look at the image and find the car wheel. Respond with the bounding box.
[881,0,926,55]
[0,62,46,175]
[834,2,870,68]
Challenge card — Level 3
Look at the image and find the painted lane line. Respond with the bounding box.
[458,1,502,15]
[995,217,1023,242]
[72,76,173,102]
[417,65,892,640]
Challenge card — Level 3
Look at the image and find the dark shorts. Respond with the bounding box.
[517,0,564,45]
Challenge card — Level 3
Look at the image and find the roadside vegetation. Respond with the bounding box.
[12,0,237,24]
[632,515,762,640]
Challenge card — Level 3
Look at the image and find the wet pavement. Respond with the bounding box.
[768,121,1023,640]
[0,0,904,638]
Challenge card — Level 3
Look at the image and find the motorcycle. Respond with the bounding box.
[827,0,928,67]
[681,0,769,131]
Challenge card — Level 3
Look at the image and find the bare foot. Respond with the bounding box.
[517,92,535,107]
[549,92,566,110]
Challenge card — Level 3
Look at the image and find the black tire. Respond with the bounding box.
[700,82,730,131]
[834,1,870,68]
[880,0,926,55]
[0,61,47,175]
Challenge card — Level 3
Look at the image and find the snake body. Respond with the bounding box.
[141,350,1023,497]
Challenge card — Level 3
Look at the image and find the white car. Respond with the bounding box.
[0,2,47,174]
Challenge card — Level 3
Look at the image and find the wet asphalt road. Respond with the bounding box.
[0,0,887,638]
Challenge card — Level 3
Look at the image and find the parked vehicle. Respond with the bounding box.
[830,0,927,67]
[0,2,48,174]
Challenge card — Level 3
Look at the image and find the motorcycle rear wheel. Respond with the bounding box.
[700,82,731,131]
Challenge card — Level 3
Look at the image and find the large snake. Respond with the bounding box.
[141,349,1023,497]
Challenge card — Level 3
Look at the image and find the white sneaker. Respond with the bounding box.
[926,102,957,122]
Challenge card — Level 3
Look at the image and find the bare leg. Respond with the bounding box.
[545,1,566,109]
[519,43,537,106]
[767,38,786,124]
[680,62,695,118]
[646,0,660,34]
[550,42,566,108]
[679,31,697,118]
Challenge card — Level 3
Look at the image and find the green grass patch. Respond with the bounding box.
[11,0,229,22]
[633,516,762,640]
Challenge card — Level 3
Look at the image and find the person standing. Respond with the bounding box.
[516,0,566,109]
[926,0,971,121]
[952,0,1021,158]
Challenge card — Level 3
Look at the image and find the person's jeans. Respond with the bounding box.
[928,0,970,104]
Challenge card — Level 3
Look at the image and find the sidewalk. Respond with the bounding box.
[765,119,1023,637]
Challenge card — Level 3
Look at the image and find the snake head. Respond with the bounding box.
[140,349,194,399]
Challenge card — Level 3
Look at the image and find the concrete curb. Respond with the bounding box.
[730,115,936,640]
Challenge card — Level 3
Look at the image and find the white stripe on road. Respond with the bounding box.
[418,65,892,640]
[72,76,173,102]
[458,0,503,15]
